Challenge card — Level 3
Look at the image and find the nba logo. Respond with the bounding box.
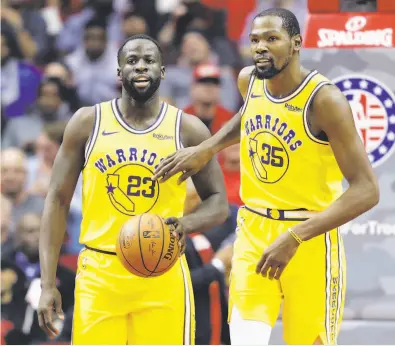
[332,75,395,167]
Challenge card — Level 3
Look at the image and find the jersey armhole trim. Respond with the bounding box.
[303,81,332,145]
[175,109,183,149]
[239,73,256,117]
[83,104,101,168]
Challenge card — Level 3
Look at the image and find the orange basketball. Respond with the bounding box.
[116,213,180,277]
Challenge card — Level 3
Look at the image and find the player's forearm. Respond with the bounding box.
[200,112,241,157]
[39,191,69,288]
[180,193,228,234]
[293,180,379,241]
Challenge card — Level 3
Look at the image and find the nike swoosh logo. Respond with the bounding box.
[251,93,262,98]
[102,130,119,136]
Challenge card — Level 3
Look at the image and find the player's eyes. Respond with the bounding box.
[251,38,259,43]
[268,36,278,42]
[146,59,155,64]
[128,59,137,64]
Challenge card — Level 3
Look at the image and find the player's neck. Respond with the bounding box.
[265,59,306,99]
[120,92,161,122]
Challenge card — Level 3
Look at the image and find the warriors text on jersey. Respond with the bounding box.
[80,99,186,252]
[239,69,344,211]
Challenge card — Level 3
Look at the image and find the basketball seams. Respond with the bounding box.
[154,248,179,274]
[117,213,180,278]
[138,214,152,273]
[149,217,179,275]
[147,215,166,277]
[119,224,149,277]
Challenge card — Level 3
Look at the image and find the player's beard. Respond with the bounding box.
[124,77,161,103]
[254,54,292,80]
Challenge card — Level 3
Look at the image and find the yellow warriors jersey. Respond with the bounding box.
[80,100,186,251]
[240,70,343,211]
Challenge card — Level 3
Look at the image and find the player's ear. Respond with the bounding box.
[161,66,166,80]
[117,67,122,81]
[293,34,302,52]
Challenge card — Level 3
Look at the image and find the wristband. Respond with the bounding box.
[288,228,303,244]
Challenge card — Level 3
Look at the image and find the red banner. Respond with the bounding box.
[304,13,395,48]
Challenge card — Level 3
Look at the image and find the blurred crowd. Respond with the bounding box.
[9,0,389,344]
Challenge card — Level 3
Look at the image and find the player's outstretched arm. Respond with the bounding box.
[293,85,380,241]
[170,113,229,235]
[38,107,94,338]
[152,66,254,184]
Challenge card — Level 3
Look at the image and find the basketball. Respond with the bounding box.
[116,213,180,277]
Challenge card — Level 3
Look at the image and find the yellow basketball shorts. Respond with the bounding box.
[72,248,195,345]
[228,206,346,345]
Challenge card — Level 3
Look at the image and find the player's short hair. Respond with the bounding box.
[117,34,163,66]
[254,8,300,38]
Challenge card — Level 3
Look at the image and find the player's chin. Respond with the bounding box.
[255,67,269,79]
[130,89,153,102]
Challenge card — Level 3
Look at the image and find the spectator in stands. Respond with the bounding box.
[160,30,239,111]
[1,194,12,252]
[3,213,42,280]
[1,259,31,345]
[2,77,71,151]
[184,63,233,134]
[341,0,377,12]
[44,61,82,112]
[64,18,119,106]
[2,212,76,344]
[1,0,50,63]
[1,25,42,118]
[27,121,67,197]
[121,11,148,39]
[220,144,242,207]
[158,0,240,67]
[27,121,83,254]
[0,148,45,235]
[56,0,126,55]
[6,77,68,148]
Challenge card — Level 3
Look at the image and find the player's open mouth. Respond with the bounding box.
[133,77,151,88]
[256,59,271,67]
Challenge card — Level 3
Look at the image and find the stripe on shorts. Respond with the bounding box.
[180,259,192,345]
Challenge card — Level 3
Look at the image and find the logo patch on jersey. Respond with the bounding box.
[249,132,290,183]
[153,133,174,140]
[94,147,165,215]
[333,75,395,167]
[244,114,302,184]
[106,164,159,216]
[285,103,302,112]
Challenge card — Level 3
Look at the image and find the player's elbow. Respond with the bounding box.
[368,180,380,208]
[47,186,73,208]
[362,177,380,211]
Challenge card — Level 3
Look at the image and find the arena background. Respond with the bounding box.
[1,0,394,344]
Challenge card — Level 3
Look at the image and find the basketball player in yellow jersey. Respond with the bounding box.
[37,34,228,344]
[153,8,380,345]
